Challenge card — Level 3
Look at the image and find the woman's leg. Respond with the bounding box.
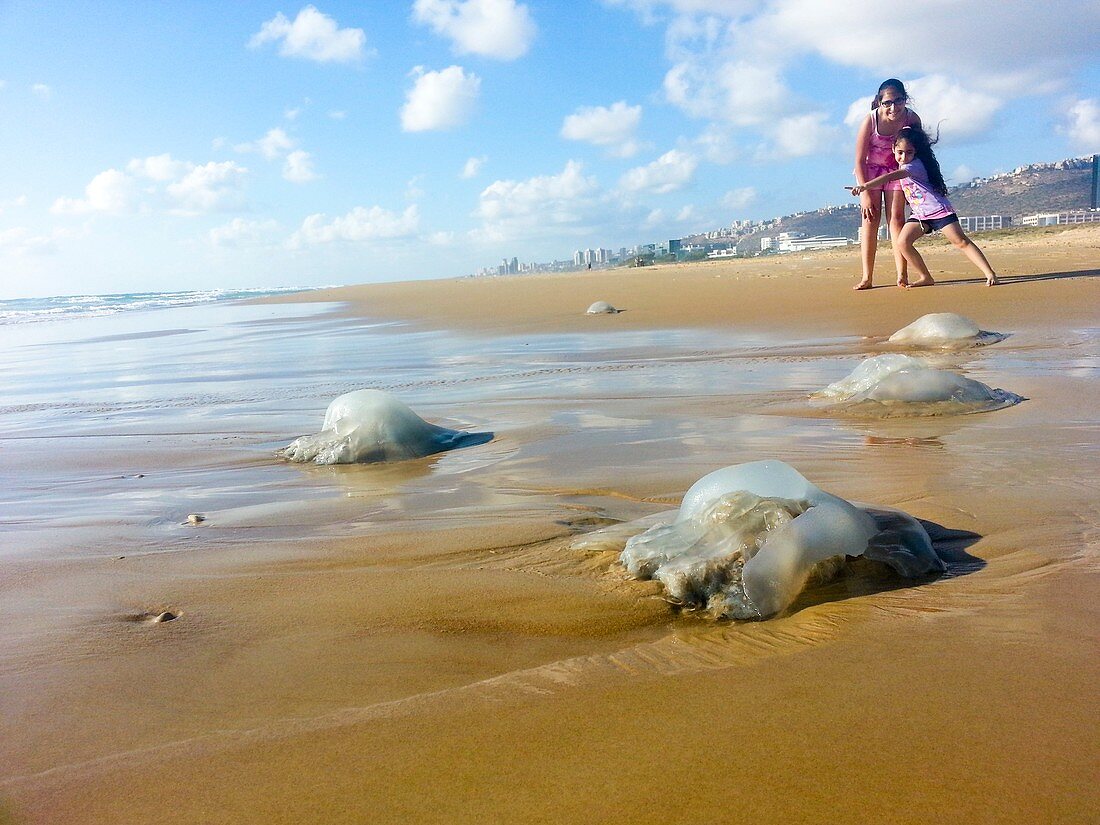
[884,189,909,287]
[941,223,998,285]
[896,221,935,287]
[855,193,883,289]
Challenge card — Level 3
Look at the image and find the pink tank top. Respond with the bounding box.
[865,108,915,170]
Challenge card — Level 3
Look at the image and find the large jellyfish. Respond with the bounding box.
[586,301,620,314]
[613,460,944,619]
[280,389,492,465]
[888,313,1006,348]
[812,354,1023,415]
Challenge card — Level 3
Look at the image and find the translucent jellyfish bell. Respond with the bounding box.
[812,355,1023,415]
[888,313,1006,348]
[280,389,492,465]
[619,460,945,619]
[586,301,619,314]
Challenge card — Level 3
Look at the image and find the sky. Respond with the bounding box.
[1,0,1098,299]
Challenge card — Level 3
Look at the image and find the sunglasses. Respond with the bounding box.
[879,98,905,107]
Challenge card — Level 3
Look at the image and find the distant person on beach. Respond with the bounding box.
[853,79,922,290]
[849,126,998,287]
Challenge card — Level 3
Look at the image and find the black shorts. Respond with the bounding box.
[906,213,959,234]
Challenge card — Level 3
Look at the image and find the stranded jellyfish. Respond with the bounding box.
[888,313,1006,348]
[812,354,1023,415]
[586,301,619,314]
[595,460,945,620]
[280,389,492,465]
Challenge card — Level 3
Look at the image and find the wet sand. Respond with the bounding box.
[2,225,1098,823]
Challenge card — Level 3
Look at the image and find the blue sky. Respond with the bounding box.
[1,0,1098,299]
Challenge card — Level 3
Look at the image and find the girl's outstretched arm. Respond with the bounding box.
[849,168,907,194]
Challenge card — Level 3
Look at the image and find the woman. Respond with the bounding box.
[852,79,921,289]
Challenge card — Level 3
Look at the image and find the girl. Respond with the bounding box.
[853,79,922,290]
[850,127,998,287]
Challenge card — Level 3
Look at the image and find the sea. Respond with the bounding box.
[0,287,821,559]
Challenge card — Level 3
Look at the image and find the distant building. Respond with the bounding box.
[573,250,584,266]
[781,235,853,252]
[760,237,776,251]
[857,224,889,243]
[1019,210,1100,226]
[706,247,738,259]
[959,215,1011,232]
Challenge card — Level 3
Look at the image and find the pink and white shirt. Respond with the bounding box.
[899,159,953,220]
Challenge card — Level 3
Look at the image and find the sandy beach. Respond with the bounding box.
[2,225,1098,824]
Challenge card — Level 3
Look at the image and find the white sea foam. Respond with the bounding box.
[888,313,1006,348]
[812,354,1023,415]
[0,287,327,325]
[280,389,492,465]
[610,460,944,619]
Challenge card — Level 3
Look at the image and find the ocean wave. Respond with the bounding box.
[0,286,333,325]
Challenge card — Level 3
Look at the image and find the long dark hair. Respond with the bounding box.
[894,126,948,196]
[872,78,909,110]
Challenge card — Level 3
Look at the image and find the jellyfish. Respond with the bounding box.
[280,389,492,465]
[615,460,944,619]
[586,301,619,314]
[812,355,1023,415]
[888,313,1006,348]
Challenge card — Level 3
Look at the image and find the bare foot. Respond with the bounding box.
[908,277,935,287]
[987,273,999,286]
[896,277,909,289]
[853,279,873,290]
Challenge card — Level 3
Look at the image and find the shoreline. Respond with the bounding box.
[257,223,1100,337]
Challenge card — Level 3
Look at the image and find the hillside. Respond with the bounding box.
[690,156,1096,255]
[946,157,1093,216]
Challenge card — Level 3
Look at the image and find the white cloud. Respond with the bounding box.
[1063,98,1100,153]
[619,149,697,194]
[0,226,62,255]
[249,5,368,64]
[53,157,251,217]
[401,66,480,132]
[412,0,536,61]
[290,205,420,246]
[561,101,643,157]
[675,204,698,223]
[948,165,975,185]
[461,156,487,178]
[166,161,249,214]
[428,230,456,245]
[617,0,1100,158]
[283,150,318,183]
[844,96,874,130]
[722,187,756,209]
[762,0,1100,89]
[328,109,347,120]
[691,125,739,164]
[236,127,296,160]
[0,195,29,212]
[764,113,838,159]
[476,160,599,222]
[905,75,1002,141]
[405,174,426,201]
[209,218,282,248]
[52,169,137,214]
[127,153,189,182]
[285,107,302,120]
[31,83,51,100]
